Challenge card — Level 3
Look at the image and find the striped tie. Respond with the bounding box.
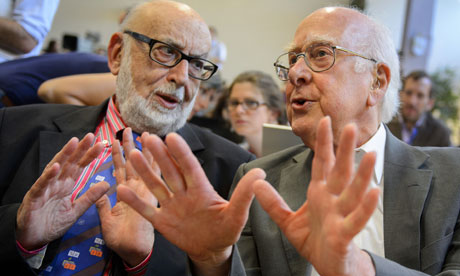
[40,133,141,275]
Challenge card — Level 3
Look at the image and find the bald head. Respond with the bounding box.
[293,7,400,123]
[107,0,214,136]
[121,0,211,52]
[284,6,399,148]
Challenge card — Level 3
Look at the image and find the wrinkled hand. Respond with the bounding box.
[253,117,379,276]
[16,133,109,250]
[96,128,157,267]
[117,133,265,275]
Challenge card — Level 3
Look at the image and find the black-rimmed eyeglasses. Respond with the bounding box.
[124,30,218,81]
[274,43,377,81]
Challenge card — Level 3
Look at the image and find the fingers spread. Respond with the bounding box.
[165,133,210,190]
[342,188,379,240]
[141,132,159,174]
[337,152,376,216]
[253,180,293,227]
[74,181,110,217]
[46,137,79,169]
[28,162,61,198]
[145,134,185,193]
[117,185,158,223]
[112,139,126,184]
[312,117,335,182]
[122,128,135,154]
[227,168,266,219]
[327,123,357,195]
[95,194,112,221]
[129,149,172,202]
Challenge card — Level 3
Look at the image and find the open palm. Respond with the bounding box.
[253,117,379,276]
[16,134,109,250]
[117,133,265,271]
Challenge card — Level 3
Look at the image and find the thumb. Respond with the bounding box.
[95,194,112,222]
[227,168,266,221]
[253,179,293,227]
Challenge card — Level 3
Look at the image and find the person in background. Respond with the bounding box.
[42,39,59,53]
[0,1,254,275]
[38,72,116,106]
[227,70,287,157]
[0,52,109,107]
[208,26,227,69]
[0,0,60,62]
[188,72,225,119]
[387,70,451,146]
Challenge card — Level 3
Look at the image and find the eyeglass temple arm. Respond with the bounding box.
[335,46,378,63]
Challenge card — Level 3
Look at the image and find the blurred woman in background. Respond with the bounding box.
[227,70,286,157]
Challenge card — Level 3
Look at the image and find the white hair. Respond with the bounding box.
[353,10,400,123]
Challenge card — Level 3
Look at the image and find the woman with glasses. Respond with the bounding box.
[227,70,287,157]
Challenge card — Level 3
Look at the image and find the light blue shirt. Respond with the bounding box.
[0,0,60,62]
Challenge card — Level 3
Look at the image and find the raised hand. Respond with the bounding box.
[96,128,156,267]
[117,133,265,275]
[253,116,379,276]
[16,133,109,250]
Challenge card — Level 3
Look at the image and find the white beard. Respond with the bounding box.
[115,52,196,137]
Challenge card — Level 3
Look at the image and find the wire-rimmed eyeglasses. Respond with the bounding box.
[274,43,377,81]
[124,30,218,81]
[227,99,266,111]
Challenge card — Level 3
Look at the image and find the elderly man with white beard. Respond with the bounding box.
[0,1,255,275]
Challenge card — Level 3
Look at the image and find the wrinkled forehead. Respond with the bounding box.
[289,8,370,53]
[127,4,212,57]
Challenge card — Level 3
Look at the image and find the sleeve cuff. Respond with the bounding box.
[123,250,152,276]
[16,240,47,257]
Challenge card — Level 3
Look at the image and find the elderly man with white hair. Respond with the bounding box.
[119,6,460,276]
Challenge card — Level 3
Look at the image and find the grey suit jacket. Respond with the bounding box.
[230,127,460,275]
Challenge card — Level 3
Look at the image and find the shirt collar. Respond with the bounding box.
[96,96,127,146]
[357,123,386,184]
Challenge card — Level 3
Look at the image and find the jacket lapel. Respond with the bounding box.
[176,123,205,165]
[383,130,432,269]
[38,103,108,174]
[278,148,313,275]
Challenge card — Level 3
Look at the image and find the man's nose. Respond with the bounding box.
[167,60,190,87]
[288,57,313,87]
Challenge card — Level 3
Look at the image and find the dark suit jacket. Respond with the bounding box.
[387,112,451,147]
[0,101,254,275]
[230,127,460,275]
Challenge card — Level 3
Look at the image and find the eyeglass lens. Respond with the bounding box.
[149,42,215,80]
[228,99,263,110]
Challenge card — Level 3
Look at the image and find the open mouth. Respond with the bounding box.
[158,93,180,104]
[293,98,307,105]
[155,93,182,109]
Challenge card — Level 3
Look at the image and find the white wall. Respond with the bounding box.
[46,0,348,84]
[365,0,407,51]
[428,0,460,88]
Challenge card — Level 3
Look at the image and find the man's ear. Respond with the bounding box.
[107,32,124,76]
[367,62,391,107]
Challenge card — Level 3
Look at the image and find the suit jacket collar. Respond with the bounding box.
[39,102,108,173]
[176,123,206,165]
[278,147,313,275]
[383,126,432,268]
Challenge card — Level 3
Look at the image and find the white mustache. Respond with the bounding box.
[152,83,185,104]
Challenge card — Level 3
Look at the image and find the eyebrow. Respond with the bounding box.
[161,38,208,59]
[286,35,340,53]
